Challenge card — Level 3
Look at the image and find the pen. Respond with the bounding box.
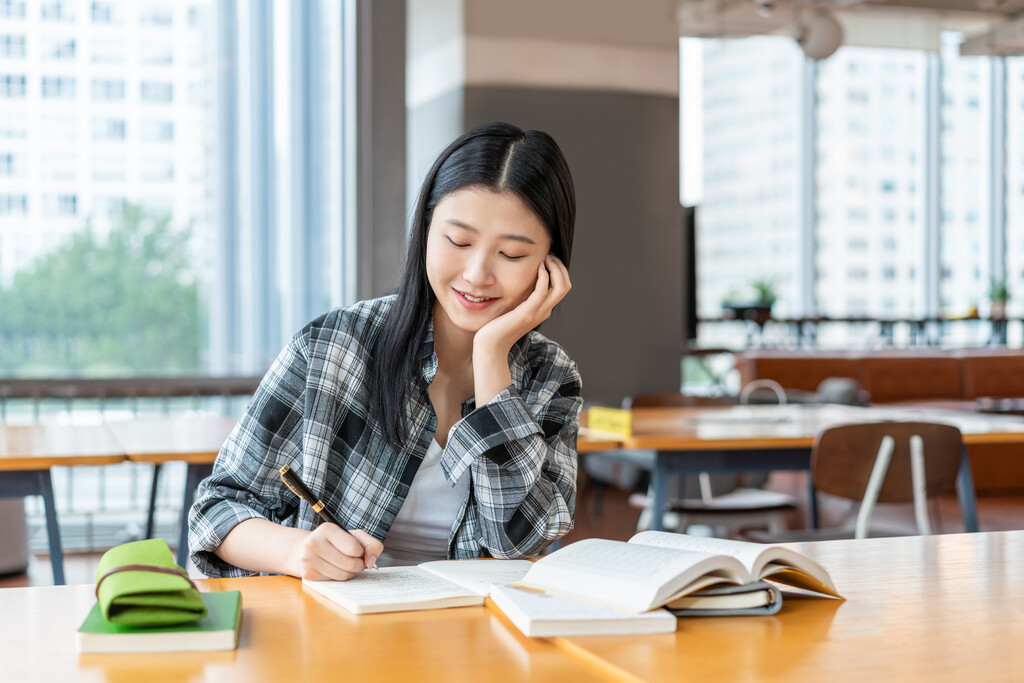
[279,465,378,569]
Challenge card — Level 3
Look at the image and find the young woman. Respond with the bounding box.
[188,122,581,580]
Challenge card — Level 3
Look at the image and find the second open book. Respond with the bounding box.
[518,530,841,613]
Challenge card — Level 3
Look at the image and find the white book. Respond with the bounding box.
[490,584,677,637]
[518,531,841,613]
[303,559,533,615]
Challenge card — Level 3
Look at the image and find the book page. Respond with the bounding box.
[630,531,769,573]
[630,531,839,596]
[418,559,533,596]
[521,538,748,611]
[304,566,475,607]
[543,538,729,583]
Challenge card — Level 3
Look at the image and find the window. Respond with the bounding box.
[42,194,77,216]
[92,117,125,141]
[0,1,26,19]
[96,195,125,219]
[0,35,26,58]
[140,120,173,142]
[140,81,173,103]
[1,74,26,98]
[41,76,76,99]
[91,1,122,24]
[0,193,27,215]
[0,0,354,385]
[92,78,125,101]
[139,3,173,26]
[41,1,74,21]
[42,38,76,61]
[0,152,19,176]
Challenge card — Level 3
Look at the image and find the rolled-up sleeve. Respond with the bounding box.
[442,347,582,559]
[187,337,309,577]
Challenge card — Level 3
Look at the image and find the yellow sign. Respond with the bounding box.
[587,407,632,437]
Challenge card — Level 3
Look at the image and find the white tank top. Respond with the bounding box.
[380,439,470,566]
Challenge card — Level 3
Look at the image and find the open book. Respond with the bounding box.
[303,559,533,615]
[517,531,841,613]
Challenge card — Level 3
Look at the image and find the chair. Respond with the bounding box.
[623,392,798,537]
[748,421,963,542]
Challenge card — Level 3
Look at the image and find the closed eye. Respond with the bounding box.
[501,252,528,261]
[446,236,469,248]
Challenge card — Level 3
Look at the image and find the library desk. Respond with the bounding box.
[0,575,604,683]
[554,530,1024,682]
[617,404,1024,533]
[0,424,126,585]
[105,417,237,567]
[4,532,1022,682]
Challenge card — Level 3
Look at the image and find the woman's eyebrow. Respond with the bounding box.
[446,219,537,245]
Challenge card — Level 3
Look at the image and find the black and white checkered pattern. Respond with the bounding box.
[188,295,583,577]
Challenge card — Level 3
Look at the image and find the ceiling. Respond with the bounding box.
[675,0,1024,53]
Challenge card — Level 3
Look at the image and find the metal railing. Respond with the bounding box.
[0,376,261,552]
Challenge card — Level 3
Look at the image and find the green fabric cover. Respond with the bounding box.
[94,538,207,627]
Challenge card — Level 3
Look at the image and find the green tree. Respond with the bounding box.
[0,204,200,376]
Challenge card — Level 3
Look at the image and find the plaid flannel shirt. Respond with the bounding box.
[188,295,583,577]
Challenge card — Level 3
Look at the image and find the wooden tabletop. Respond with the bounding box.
[0,424,126,470]
[3,532,1022,681]
[104,416,238,464]
[620,404,1024,450]
[555,530,1024,682]
[0,575,608,683]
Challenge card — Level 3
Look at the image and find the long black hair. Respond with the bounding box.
[370,121,576,449]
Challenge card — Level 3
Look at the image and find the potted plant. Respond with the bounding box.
[751,279,778,308]
[988,277,1009,320]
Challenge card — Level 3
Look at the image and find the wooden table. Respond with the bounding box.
[555,530,1024,682]
[0,575,605,683]
[105,417,238,568]
[612,404,1024,533]
[3,531,1022,681]
[0,425,127,585]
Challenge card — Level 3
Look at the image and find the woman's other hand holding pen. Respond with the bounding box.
[293,525,383,581]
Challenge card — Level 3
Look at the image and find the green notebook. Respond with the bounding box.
[77,590,242,654]
[94,538,206,627]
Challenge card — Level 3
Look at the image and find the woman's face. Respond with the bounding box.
[426,186,552,336]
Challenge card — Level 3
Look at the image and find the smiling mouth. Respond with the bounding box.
[455,289,496,304]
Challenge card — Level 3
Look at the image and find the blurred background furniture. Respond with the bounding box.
[747,421,963,542]
[736,349,1024,494]
[586,391,798,538]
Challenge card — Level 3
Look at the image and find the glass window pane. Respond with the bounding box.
[938,33,989,339]
[1006,55,1024,336]
[694,36,803,349]
[813,46,927,344]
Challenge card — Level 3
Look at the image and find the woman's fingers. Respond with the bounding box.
[536,255,571,317]
[298,524,381,580]
[349,529,384,568]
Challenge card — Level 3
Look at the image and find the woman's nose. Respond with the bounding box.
[463,252,495,287]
